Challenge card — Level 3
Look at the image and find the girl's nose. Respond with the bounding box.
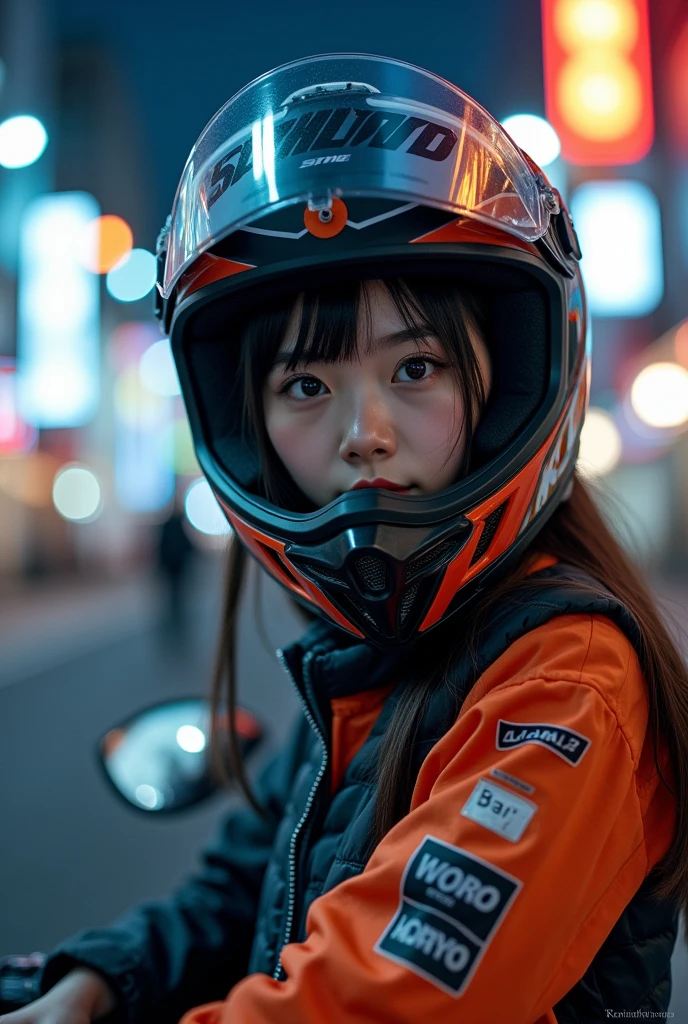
[338,395,397,463]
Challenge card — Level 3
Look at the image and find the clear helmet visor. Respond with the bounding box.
[163,53,554,297]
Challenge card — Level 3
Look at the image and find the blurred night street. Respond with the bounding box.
[0,556,305,953]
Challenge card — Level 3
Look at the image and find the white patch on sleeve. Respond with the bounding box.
[461,778,538,842]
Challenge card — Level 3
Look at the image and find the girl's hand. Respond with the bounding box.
[0,967,117,1024]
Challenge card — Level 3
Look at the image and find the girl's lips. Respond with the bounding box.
[351,478,411,491]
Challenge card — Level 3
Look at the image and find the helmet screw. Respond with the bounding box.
[304,196,348,238]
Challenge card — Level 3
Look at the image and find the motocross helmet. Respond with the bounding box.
[155,53,587,648]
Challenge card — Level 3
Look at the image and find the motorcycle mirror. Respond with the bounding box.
[98,699,263,813]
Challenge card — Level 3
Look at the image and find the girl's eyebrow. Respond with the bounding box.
[366,326,437,353]
[270,327,436,370]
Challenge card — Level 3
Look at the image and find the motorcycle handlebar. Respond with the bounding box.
[0,953,45,1013]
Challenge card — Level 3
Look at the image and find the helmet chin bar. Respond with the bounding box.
[287,463,575,650]
[284,518,473,644]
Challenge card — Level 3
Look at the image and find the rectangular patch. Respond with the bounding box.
[489,767,535,795]
[375,835,522,996]
[461,778,537,842]
[496,719,591,765]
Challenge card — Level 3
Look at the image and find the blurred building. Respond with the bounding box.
[0,0,173,583]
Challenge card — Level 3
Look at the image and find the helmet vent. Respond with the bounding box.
[355,555,388,593]
[348,597,380,631]
[470,501,508,565]
[399,583,420,623]
[300,561,344,586]
[404,540,457,583]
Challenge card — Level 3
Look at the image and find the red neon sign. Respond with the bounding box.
[542,0,654,165]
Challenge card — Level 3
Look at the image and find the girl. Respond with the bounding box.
[8,53,687,1024]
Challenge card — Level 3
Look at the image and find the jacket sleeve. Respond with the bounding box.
[39,714,310,1024]
[179,620,673,1024]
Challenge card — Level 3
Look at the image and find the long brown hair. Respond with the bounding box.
[209,278,688,923]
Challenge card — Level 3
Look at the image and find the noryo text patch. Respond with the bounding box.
[496,720,591,765]
[375,836,521,996]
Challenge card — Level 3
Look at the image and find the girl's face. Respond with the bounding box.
[263,281,491,508]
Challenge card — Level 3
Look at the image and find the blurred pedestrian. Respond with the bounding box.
[155,500,195,647]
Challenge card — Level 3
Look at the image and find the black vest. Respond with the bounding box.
[248,564,678,1020]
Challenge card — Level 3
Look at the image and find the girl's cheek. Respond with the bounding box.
[269,417,331,479]
[402,390,465,455]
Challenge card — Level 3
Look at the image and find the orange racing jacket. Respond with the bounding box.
[177,561,675,1024]
[174,558,677,1024]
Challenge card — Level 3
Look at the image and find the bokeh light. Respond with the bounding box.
[135,784,164,810]
[0,114,48,168]
[571,180,663,316]
[559,52,642,141]
[501,114,561,167]
[21,194,96,262]
[24,270,93,331]
[80,215,133,274]
[176,725,206,753]
[106,248,157,302]
[577,407,623,476]
[18,192,100,428]
[630,363,688,429]
[554,0,639,51]
[184,479,232,536]
[22,360,97,427]
[139,339,181,397]
[52,464,102,522]
[543,0,653,165]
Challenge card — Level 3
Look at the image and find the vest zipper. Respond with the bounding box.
[273,647,328,981]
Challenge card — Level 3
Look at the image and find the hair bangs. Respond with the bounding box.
[284,280,365,371]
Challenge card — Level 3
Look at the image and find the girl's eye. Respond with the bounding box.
[279,375,327,400]
[394,356,443,383]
